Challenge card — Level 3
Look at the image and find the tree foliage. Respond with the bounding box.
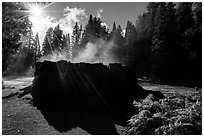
[52,24,64,51]
[71,22,83,58]
[80,15,109,46]
[2,2,31,71]
[124,21,137,66]
[33,33,41,62]
[42,27,54,56]
[70,15,109,59]
[129,2,201,86]
[109,23,125,63]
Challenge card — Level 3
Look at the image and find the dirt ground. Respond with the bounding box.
[2,77,87,135]
[2,77,198,135]
[2,77,125,135]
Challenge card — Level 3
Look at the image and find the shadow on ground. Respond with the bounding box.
[37,105,128,135]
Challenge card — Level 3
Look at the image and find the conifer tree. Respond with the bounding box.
[52,24,63,51]
[42,27,53,56]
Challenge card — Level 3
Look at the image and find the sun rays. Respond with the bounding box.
[29,4,43,18]
[14,2,55,35]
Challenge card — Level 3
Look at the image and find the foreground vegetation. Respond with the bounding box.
[125,90,202,135]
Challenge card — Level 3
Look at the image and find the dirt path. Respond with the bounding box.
[138,81,198,97]
[2,77,90,135]
[2,77,125,135]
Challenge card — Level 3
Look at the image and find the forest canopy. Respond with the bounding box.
[2,2,202,86]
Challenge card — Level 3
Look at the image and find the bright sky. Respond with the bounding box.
[28,2,148,46]
[45,2,148,29]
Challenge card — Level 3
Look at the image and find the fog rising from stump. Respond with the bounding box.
[40,39,119,65]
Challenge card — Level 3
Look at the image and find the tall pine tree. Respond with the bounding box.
[109,21,117,40]
[124,21,137,66]
[42,27,53,56]
[52,24,63,51]
[33,32,41,62]
[71,22,82,58]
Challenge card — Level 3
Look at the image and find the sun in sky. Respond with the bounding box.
[25,2,58,46]
[28,3,45,34]
[30,4,43,18]
[24,2,87,46]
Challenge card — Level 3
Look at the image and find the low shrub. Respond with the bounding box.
[125,90,202,135]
